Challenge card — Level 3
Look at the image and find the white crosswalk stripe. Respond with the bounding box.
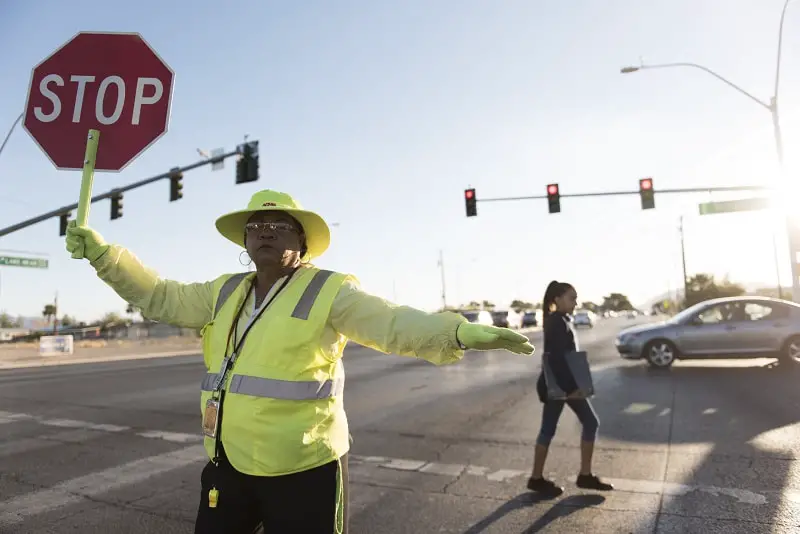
[0,410,208,529]
[1,408,799,530]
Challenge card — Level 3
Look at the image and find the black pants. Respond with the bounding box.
[194,454,349,534]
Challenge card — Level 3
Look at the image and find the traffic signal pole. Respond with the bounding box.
[475,184,771,204]
[0,147,243,239]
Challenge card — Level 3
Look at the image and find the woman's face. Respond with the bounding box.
[554,287,578,315]
[244,211,305,268]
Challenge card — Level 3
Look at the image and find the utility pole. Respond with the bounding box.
[679,216,689,308]
[438,250,447,310]
[773,231,784,299]
[53,291,58,334]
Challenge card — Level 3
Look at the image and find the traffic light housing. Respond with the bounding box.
[465,188,477,217]
[111,192,123,220]
[169,168,184,202]
[639,178,655,210]
[547,183,560,213]
[236,141,260,184]
[59,213,70,236]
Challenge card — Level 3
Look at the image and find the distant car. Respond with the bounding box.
[573,311,594,328]
[492,310,522,329]
[460,310,493,326]
[522,311,538,327]
[615,296,800,368]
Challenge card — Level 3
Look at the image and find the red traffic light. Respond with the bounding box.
[465,189,475,199]
[640,178,653,190]
[547,184,559,196]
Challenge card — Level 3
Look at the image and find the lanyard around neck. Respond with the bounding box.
[212,268,298,393]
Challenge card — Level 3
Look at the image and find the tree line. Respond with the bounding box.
[444,294,637,314]
[445,271,781,317]
[0,303,142,331]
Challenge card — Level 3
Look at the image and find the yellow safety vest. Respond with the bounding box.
[199,266,350,477]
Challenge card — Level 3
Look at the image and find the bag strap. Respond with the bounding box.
[213,272,250,319]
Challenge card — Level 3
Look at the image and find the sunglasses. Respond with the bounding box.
[245,221,300,235]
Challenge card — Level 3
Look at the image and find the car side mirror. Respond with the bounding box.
[688,316,702,326]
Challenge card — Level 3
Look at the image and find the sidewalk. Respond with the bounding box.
[0,338,202,369]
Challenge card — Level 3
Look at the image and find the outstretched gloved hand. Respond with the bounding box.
[456,323,535,355]
[65,221,110,261]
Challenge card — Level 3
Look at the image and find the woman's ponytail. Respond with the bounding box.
[542,280,560,323]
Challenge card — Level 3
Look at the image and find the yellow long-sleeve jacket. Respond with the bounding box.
[90,245,468,365]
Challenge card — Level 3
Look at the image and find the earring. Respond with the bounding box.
[239,250,252,266]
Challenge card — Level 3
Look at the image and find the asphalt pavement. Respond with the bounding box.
[1,316,799,533]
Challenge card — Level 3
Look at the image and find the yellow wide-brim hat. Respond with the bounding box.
[215,190,331,261]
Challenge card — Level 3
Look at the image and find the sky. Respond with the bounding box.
[1,0,800,323]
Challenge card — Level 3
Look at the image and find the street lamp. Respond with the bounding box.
[621,0,797,299]
[620,61,782,162]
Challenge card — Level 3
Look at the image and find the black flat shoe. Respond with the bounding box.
[576,473,614,491]
[526,476,564,497]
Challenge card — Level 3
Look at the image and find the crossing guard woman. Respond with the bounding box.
[65,189,534,534]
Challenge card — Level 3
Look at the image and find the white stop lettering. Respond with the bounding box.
[33,74,164,126]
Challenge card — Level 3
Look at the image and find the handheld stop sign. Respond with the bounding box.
[22,31,174,251]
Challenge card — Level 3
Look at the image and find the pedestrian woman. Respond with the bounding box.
[526,280,613,497]
[65,189,534,534]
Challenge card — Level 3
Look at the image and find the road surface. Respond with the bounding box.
[1,317,799,533]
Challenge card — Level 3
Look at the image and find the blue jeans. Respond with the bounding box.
[536,398,599,446]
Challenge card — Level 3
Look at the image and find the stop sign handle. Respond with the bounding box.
[76,129,100,229]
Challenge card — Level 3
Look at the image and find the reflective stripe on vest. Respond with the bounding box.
[213,272,249,318]
[201,372,345,400]
[291,269,334,319]
[212,269,335,320]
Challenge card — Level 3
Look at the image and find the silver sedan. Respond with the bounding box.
[615,296,800,368]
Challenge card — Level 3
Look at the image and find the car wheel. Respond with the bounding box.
[780,335,800,364]
[644,340,677,368]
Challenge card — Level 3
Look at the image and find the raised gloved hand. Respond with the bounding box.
[456,323,535,355]
[65,221,109,261]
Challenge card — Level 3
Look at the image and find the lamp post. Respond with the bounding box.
[621,0,797,300]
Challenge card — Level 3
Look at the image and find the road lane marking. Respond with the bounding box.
[40,418,129,433]
[0,429,109,458]
[136,430,202,443]
[0,444,206,527]
[419,462,465,477]
[0,411,35,424]
[350,454,789,505]
[0,410,202,445]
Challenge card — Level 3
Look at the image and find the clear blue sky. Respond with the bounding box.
[1,0,800,323]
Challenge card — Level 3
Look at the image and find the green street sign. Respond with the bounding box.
[0,256,49,269]
[698,197,771,215]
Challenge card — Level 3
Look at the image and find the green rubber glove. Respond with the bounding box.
[65,221,110,261]
[456,323,535,355]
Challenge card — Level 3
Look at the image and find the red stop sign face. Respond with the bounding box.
[23,32,174,172]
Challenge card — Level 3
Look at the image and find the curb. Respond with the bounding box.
[0,349,201,370]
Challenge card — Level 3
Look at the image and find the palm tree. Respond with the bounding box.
[42,304,57,329]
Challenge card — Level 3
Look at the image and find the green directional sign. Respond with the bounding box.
[0,256,49,269]
[698,197,771,215]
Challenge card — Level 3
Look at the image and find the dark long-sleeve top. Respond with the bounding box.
[536,311,579,402]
